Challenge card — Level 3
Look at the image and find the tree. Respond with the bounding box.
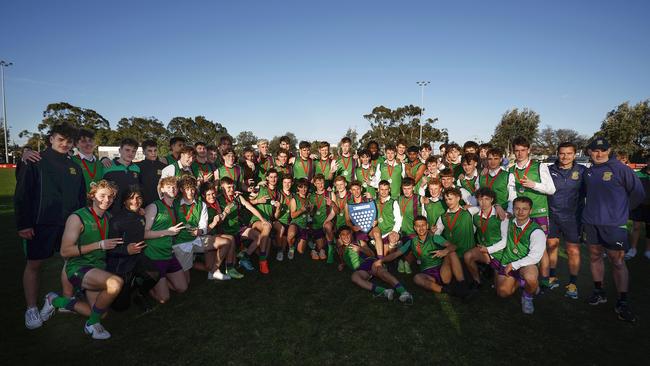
[269,132,298,156]
[167,116,229,145]
[593,100,650,157]
[234,130,258,155]
[114,117,168,147]
[359,105,447,148]
[490,108,540,155]
[18,129,46,151]
[38,102,111,138]
[534,126,589,156]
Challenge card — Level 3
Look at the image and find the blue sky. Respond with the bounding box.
[2,0,649,145]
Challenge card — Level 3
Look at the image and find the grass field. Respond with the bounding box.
[1,167,649,365]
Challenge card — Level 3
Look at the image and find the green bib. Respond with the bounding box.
[310,191,329,229]
[493,219,540,265]
[145,200,178,260]
[424,199,445,228]
[399,234,447,269]
[478,169,509,210]
[71,155,103,192]
[66,207,107,278]
[336,155,355,182]
[509,161,549,217]
[174,199,203,243]
[355,166,376,198]
[376,198,396,235]
[379,162,403,199]
[441,209,475,256]
[472,209,502,246]
[398,195,420,235]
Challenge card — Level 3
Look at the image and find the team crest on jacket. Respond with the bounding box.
[571,171,580,180]
[602,172,613,181]
[133,172,138,178]
[157,169,162,175]
[69,167,77,175]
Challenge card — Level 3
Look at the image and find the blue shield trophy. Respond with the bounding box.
[348,201,377,233]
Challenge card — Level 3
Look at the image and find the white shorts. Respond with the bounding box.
[172,237,209,271]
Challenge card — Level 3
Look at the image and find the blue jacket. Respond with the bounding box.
[582,158,646,226]
[548,162,585,221]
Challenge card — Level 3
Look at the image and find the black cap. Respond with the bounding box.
[587,137,610,151]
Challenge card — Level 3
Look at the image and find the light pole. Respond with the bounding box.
[416,81,430,146]
[0,60,12,164]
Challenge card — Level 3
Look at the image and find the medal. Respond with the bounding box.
[513,248,519,254]
[317,210,322,216]
[343,170,349,176]
[270,200,276,206]
[378,217,384,223]
[518,187,525,193]
[362,182,368,188]
[388,178,392,183]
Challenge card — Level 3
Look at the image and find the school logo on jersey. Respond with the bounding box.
[69,167,77,175]
[603,172,613,181]
[157,169,162,176]
[571,171,580,180]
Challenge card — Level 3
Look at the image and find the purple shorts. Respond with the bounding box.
[356,257,377,273]
[421,266,443,284]
[152,257,183,277]
[289,224,310,241]
[68,266,93,290]
[531,216,549,235]
[311,228,326,240]
[400,233,416,244]
[354,231,370,242]
[489,258,521,280]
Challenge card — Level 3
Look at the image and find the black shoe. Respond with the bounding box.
[615,301,637,323]
[133,292,154,313]
[587,290,607,306]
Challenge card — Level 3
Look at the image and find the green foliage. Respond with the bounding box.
[535,126,588,155]
[593,100,650,156]
[18,129,45,151]
[343,127,361,153]
[114,117,168,147]
[359,105,447,148]
[234,130,258,155]
[167,115,229,146]
[38,102,111,143]
[490,108,540,155]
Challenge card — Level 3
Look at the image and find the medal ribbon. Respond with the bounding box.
[89,207,107,240]
[161,200,177,225]
[81,158,97,179]
[512,220,532,252]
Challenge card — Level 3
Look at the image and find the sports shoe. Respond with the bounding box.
[398,291,414,304]
[276,251,284,261]
[25,307,42,330]
[210,269,231,280]
[521,294,535,314]
[84,322,111,340]
[374,288,394,301]
[548,277,559,290]
[226,267,244,279]
[397,259,405,273]
[587,290,607,306]
[403,261,412,274]
[259,260,270,274]
[318,249,327,260]
[645,250,650,260]
[615,301,637,323]
[40,292,59,322]
[565,283,578,299]
[239,257,255,271]
[287,247,295,260]
[624,248,637,260]
[310,250,319,260]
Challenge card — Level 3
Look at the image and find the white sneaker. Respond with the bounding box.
[40,292,59,322]
[287,247,295,260]
[521,295,535,314]
[398,291,414,304]
[624,248,637,260]
[645,250,650,260]
[211,269,231,281]
[374,288,394,301]
[25,307,42,330]
[276,251,284,261]
[84,322,111,340]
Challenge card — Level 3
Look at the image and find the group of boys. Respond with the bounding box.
[15,123,647,339]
